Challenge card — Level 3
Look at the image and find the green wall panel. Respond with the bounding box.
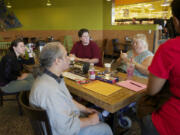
[8,0,157,31]
[12,0,103,30]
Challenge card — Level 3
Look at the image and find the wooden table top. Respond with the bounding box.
[65,68,148,113]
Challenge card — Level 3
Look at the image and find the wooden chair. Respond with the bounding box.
[19,91,52,135]
[0,88,22,115]
[101,39,108,65]
[112,38,121,59]
[64,35,73,54]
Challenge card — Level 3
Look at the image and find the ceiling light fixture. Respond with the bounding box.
[106,0,111,2]
[144,4,152,7]
[149,5,155,10]
[46,0,52,6]
[161,0,170,7]
[134,4,142,8]
[6,2,12,8]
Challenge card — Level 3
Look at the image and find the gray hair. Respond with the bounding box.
[33,42,64,77]
[133,34,148,50]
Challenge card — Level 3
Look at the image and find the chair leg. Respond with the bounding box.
[16,94,23,116]
[0,95,3,106]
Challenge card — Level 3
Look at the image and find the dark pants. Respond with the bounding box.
[139,115,159,135]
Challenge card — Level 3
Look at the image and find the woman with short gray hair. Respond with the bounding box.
[117,34,153,78]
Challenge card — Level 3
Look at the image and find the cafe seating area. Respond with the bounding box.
[0,58,141,135]
[1,0,178,134]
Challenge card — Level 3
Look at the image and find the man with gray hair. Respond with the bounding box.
[29,42,113,135]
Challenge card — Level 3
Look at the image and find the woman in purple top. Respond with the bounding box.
[70,28,102,66]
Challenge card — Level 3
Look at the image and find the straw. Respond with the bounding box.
[110,59,115,65]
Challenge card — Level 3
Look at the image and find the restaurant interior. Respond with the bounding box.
[0,0,175,135]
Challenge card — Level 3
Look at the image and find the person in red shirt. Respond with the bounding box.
[140,0,180,135]
[70,28,102,66]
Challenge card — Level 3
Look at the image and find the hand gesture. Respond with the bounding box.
[120,52,129,63]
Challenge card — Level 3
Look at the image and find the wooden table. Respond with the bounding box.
[64,68,147,135]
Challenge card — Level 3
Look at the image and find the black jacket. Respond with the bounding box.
[0,50,35,86]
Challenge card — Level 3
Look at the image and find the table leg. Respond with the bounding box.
[112,112,119,135]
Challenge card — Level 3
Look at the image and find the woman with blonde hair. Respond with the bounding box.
[117,34,153,78]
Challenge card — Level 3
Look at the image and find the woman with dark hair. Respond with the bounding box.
[0,38,35,93]
[139,0,180,134]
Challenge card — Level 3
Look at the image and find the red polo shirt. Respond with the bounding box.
[70,41,102,67]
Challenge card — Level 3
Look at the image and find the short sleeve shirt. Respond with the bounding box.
[148,36,180,135]
[70,41,102,66]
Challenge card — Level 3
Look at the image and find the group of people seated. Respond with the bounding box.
[0,0,180,134]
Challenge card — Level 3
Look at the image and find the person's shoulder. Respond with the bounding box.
[4,51,13,56]
[31,74,58,98]
[1,52,16,61]
[159,37,180,51]
[74,41,81,45]
[90,41,97,45]
[146,50,154,56]
[127,50,133,53]
[89,41,99,48]
[164,37,180,46]
[73,41,82,48]
[33,74,57,89]
[127,50,133,56]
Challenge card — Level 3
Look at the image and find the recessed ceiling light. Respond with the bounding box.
[149,6,155,10]
[6,2,12,8]
[161,2,170,6]
[46,0,52,6]
[144,4,152,7]
[161,0,170,6]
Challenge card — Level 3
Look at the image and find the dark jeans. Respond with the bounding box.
[139,115,159,135]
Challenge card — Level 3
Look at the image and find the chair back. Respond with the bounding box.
[64,35,73,54]
[101,39,108,65]
[23,37,29,44]
[0,88,22,115]
[19,91,52,135]
[112,38,120,53]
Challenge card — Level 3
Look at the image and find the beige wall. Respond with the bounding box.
[0,30,103,47]
[103,30,155,55]
[0,29,157,54]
